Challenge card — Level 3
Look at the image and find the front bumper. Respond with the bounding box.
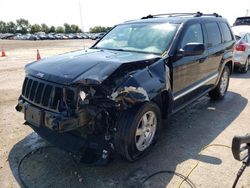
[16,99,112,161]
[16,99,89,132]
[30,124,98,153]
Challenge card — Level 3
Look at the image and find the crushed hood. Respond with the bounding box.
[25,49,161,85]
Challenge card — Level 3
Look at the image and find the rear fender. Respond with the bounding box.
[215,50,234,85]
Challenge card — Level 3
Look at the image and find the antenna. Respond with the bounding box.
[79,0,85,50]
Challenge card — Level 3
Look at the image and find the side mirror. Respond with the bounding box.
[178,43,205,56]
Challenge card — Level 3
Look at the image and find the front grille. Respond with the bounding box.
[21,76,75,111]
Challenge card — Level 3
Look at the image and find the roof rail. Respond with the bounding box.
[141,12,222,19]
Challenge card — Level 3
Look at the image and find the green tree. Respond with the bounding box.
[89,26,111,33]
[16,18,30,34]
[30,24,41,34]
[49,26,56,33]
[64,23,71,34]
[56,26,64,33]
[70,24,81,33]
[0,21,7,33]
[106,27,112,32]
[41,23,49,33]
[6,21,17,33]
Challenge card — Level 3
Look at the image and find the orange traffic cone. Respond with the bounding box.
[1,49,6,57]
[36,49,41,60]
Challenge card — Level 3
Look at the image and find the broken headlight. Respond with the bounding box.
[79,91,86,101]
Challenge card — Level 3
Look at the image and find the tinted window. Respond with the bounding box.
[235,35,241,41]
[181,24,203,48]
[205,23,222,47]
[219,23,233,42]
[235,17,250,26]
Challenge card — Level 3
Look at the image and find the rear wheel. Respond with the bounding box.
[209,66,230,100]
[114,102,161,161]
[240,57,249,73]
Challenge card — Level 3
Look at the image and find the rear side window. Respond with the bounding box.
[205,23,222,47]
[219,23,233,42]
[181,24,203,48]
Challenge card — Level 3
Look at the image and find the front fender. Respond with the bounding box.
[109,59,171,108]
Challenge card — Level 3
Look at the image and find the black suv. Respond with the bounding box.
[16,12,235,162]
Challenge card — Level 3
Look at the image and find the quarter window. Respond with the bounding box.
[219,23,233,42]
[205,23,222,47]
[181,24,203,48]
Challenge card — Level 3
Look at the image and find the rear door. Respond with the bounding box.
[201,22,224,80]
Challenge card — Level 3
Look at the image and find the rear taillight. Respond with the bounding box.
[235,42,247,51]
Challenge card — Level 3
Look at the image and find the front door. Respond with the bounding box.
[172,23,207,109]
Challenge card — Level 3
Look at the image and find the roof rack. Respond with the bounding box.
[141,12,222,19]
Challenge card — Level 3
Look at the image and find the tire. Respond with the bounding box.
[240,57,249,73]
[114,102,162,161]
[209,66,230,100]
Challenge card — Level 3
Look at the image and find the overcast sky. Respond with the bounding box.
[0,0,249,31]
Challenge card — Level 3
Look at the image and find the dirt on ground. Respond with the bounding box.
[0,39,250,188]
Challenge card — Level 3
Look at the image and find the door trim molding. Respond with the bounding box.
[173,72,218,101]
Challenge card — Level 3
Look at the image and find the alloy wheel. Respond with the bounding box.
[135,111,157,151]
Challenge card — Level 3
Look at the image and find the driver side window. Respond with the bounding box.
[181,24,204,48]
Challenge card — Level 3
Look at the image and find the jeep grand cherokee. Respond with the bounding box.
[16,12,235,162]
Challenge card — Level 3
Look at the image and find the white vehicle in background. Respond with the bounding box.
[232,26,250,73]
[233,16,250,26]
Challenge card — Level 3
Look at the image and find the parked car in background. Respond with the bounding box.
[0,32,90,41]
[0,33,14,39]
[234,17,250,26]
[232,26,250,73]
[91,32,106,40]
[80,33,89,39]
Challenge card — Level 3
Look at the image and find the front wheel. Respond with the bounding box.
[209,66,230,100]
[114,102,161,161]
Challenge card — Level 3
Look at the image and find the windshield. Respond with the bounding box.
[94,23,179,54]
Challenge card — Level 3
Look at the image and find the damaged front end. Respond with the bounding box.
[16,54,169,164]
[15,75,118,164]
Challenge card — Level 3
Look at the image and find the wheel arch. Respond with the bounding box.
[151,90,172,119]
[109,58,171,111]
[225,60,233,75]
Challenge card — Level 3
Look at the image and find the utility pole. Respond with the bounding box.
[79,1,84,32]
[79,0,85,49]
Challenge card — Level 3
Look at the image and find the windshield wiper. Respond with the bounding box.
[92,47,161,55]
[91,47,125,51]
